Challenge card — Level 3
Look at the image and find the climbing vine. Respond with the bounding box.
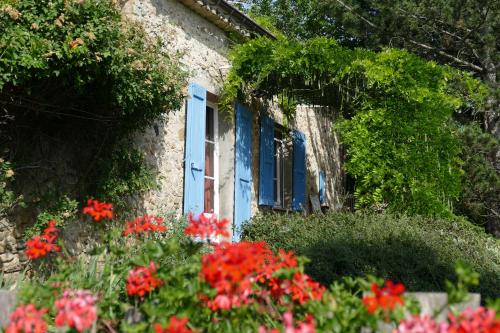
[222,37,486,217]
[0,0,187,211]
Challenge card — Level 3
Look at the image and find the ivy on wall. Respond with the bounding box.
[0,0,187,212]
[221,37,486,217]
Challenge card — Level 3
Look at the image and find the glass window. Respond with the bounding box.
[273,126,293,209]
[204,106,216,213]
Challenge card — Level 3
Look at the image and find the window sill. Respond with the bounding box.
[258,205,294,213]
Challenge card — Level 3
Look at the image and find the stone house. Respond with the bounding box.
[0,0,344,278]
[124,0,344,240]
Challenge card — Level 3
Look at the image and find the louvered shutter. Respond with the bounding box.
[234,103,253,241]
[292,130,306,211]
[183,83,207,216]
[259,115,275,206]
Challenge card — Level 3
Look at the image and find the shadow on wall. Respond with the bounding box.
[129,0,230,90]
[297,106,344,209]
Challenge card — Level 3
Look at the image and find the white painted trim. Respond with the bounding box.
[206,101,220,217]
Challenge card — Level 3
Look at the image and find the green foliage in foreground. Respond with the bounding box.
[221,36,486,217]
[242,212,500,300]
[13,209,492,333]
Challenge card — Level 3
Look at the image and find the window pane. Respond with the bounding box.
[283,144,293,208]
[206,106,214,141]
[204,178,214,213]
[205,142,214,177]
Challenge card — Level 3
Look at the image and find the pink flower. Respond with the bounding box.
[394,315,449,333]
[447,307,500,333]
[6,304,48,333]
[260,312,316,333]
[54,289,98,332]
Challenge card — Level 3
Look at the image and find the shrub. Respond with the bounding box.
[242,212,500,300]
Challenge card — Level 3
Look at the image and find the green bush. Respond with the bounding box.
[242,212,500,300]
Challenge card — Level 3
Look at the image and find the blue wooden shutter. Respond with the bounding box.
[234,103,253,241]
[292,130,306,211]
[183,83,207,216]
[319,170,325,204]
[259,115,275,206]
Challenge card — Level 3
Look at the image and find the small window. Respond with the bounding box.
[204,105,218,214]
[273,126,293,209]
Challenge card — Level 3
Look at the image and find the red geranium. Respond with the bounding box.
[54,289,98,332]
[184,212,230,240]
[82,199,113,222]
[362,280,405,314]
[127,261,164,299]
[123,215,167,236]
[154,316,194,333]
[283,272,325,305]
[201,241,273,309]
[201,241,323,310]
[6,304,48,333]
[25,220,60,260]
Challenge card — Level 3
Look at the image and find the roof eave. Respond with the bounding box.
[177,0,276,39]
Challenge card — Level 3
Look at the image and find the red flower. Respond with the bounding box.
[184,212,230,240]
[6,304,48,333]
[123,215,167,236]
[283,272,325,304]
[362,280,405,314]
[82,199,113,222]
[42,220,59,243]
[154,316,194,333]
[127,261,164,299]
[25,220,60,260]
[447,307,500,333]
[201,241,272,309]
[200,240,322,310]
[54,289,98,332]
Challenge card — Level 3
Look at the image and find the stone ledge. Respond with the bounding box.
[0,290,16,329]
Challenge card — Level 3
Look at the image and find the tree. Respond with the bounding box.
[246,0,499,134]
[244,0,499,232]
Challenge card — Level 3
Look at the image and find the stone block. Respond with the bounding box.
[410,292,480,321]
[0,290,16,328]
[368,292,481,333]
[0,253,15,263]
[3,256,21,273]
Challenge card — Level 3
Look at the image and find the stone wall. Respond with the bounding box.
[294,106,344,210]
[0,217,27,280]
[248,103,344,216]
[123,0,233,217]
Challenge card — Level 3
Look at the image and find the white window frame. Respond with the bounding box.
[205,102,219,217]
[274,136,284,208]
[273,127,293,209]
